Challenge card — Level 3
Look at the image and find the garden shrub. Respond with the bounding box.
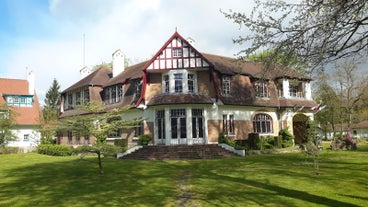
[258,136,276,150]
[234,139,248,150]
[0,147,20,154]
[279,128,294,148]
[248,133,260,149]
[138,135,151,145]
[37,144,72,156]
[218,133,235,147]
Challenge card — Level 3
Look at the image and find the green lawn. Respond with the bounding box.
[1,144,368,207]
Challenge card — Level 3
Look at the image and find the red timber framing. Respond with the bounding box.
[144,32,212,71]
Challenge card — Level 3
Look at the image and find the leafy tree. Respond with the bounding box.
[40,79,61,144]
[58,101,144,174]
[0,105,16,147]
[223,0,368,71]
[305,120,321,175]
[247,50,308,73]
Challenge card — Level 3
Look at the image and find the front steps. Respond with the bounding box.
[119,144,238,160]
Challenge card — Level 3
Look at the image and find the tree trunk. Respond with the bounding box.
[97,152,104,174]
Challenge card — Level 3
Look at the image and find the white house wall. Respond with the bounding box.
[7,128,41,152]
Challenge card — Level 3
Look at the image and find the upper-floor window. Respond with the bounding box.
[162,70,196,94]
[255,81,269,98]
[104,84,123,105]
[253,113,273,134]
[163,75,170,93]
[64,87,90,110]
[173,48,183,57]
[289,85,299,97]
[222,76,231,96]
[133,80,142,102]
[5,95,33,107]
[174,73,183,93]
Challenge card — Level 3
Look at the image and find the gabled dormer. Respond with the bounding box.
[144,32,211,71]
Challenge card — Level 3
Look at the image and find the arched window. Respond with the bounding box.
[253,114,273,133]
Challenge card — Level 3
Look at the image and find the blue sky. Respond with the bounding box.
[0,0,249,103]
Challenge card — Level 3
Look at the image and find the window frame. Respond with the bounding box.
[253,113,273,134]
[255,80,269,98]
[222,76,231,96]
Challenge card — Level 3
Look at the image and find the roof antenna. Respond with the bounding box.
[175,26,177,32]
[83,33,86,66]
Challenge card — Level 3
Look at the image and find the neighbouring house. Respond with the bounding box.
[351,121,368,139]
[58,32,317,147]
[0,71,41,152]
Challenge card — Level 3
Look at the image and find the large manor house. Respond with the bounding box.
[57,32,317,147]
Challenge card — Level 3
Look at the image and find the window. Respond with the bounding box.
[253,114,273,134]
[174,73,183,93]
[289,85,298,97]
[192,109,204,138]
[68,131,73,144]
[188,74,195,93]
[85,136,90,145]
[163,75,169,93]
[134,121,144,137]
[223,114,235,135]
[173,48,183,57]
[83,88,89,103]
[104,84,123,105]
[5,95,33,107]
[170,109,186,139]
[255,81,269,98]
[156,110,166,140]
[67,94,73,109]
[133,80,142,102]
[76,91,81,105]
[23,134,29,142]
[222,76,231,96]
[162,71,197,94]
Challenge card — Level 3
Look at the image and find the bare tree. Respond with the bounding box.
[223,0,368,72]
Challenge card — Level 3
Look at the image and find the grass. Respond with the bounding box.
[0,143,367,207]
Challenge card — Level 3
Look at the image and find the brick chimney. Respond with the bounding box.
[112,49,125,77]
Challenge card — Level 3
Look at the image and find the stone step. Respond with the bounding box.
[120,144,237,160]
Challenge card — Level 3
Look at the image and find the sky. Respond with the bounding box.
[0,0,251,104]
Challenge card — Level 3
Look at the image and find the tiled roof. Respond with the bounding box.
[104,61,148,87]
[62,66,112,93]
[351,121,368,129]
[147,93,213,106]
[0,78,41,125]
[203,53,311,80]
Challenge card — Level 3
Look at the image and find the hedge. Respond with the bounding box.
[37,144,72,156]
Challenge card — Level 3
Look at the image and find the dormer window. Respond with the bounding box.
[255,80,269,98]
[222,76,231,96]
[104,84,123,105]
[173,48,183,57]
[162,70,197,94]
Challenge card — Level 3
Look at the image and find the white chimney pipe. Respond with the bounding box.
[112,49,125,77]
[27,70,35,95]
[80,66,91,79]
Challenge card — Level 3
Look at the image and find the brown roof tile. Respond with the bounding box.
[147,93,213,106]
[62,66,112,93]
[104,61,148,87]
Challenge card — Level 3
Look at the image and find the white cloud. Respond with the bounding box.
[1,0,251,103]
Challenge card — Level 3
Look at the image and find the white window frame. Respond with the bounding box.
[162,70,197,94]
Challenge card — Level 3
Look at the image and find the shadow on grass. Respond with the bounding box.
[0,155,183,206]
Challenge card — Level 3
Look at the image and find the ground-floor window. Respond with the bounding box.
[156,110,165,139]
[253,113,273,133]
[222,114,235,135]
[192,109,204,138]
[155,108,205,144]
[68,131,73,144]
[170,109,187,139]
